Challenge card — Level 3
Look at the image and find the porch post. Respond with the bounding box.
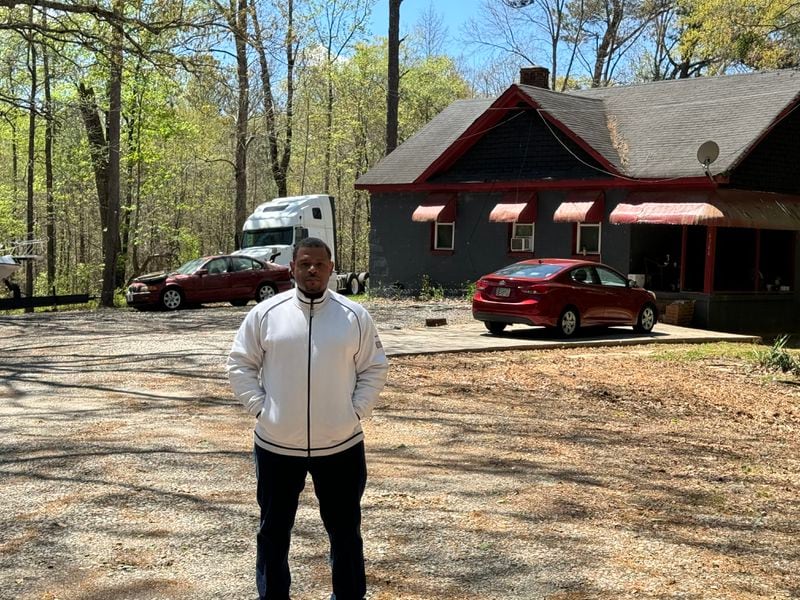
[703,226,716,294]
[754,229,761,291]
[679,225,687,291]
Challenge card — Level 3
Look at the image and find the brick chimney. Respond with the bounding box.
[519,66,550,89]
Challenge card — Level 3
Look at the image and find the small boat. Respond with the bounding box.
[0,254,22,280]
[1,240,43,286]
[0,254,21,280]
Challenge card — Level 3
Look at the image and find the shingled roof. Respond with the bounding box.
[356,69,800,187]
[356,98,492,186]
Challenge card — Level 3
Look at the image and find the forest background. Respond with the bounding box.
[1,0,798,306]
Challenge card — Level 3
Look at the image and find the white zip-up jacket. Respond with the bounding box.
[227,287,389,457]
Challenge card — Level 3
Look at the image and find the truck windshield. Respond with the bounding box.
[242,227,294,248]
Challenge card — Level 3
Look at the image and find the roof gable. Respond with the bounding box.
[429,107,611,183]
[356,69,800,188]
[354,99,491,186]
[572,69,800,179]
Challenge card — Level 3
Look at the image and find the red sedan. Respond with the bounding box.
[472,258,658,337]
[126,254,292,310]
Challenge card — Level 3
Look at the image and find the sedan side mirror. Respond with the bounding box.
[196,268,209,276]
[627,279,639,288]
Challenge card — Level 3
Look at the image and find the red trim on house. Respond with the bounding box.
[355,177,717,193]
[680,226,688,291]
[754,229,762,291]
[535,107,623,177]
[704,227,717,294]
[489,192,537,222]
[727,97,800,173]
[614,189,800,229]
[412,86,623,185]
[554,191,605,223]
[411,193,457,222]
[414,87,530,184]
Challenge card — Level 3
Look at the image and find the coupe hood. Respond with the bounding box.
[133,271,169,284]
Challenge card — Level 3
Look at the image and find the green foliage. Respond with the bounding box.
[175,228,202,264]
[33,262,104,297]
[756,335,799,375]
[677,0,800,71]
[0,187,25,243]
[653,339,800,378]
[653,342,760,363]
[418,274,445,301]
[462,280,478,300]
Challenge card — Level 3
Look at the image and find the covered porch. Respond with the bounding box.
[611,189,800,333]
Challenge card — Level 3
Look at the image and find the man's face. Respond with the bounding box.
[291,246,334,294]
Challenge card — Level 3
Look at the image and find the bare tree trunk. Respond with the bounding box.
[323,48,333,192]
[102,4,123,306]
[281,0,295,195]
[385,0,402,154]
[42,11,56,289]
[77,83,109,223]
[250,2,294,197]
[25,5,36,312]
[122,56,144,280]
[4,62,19,199]
[9,118,18,199]
[233,0,249,234]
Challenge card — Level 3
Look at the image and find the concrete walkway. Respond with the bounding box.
[380,321,761,356]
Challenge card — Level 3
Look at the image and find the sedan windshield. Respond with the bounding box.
[242,227,294,248]
[494,263,563,279]
[174,257,206,275]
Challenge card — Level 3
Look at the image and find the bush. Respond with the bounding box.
[418,274,444,301]
[756,335,799,375]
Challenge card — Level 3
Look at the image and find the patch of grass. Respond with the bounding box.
[755,334,799,375]
[653,338,800,378]
[652,342,760,363]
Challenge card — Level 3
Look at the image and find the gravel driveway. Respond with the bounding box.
[1,301,798,600]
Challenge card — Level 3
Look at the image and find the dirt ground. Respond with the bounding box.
[1,306,799,599]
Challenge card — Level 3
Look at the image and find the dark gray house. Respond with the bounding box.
[356,68,800,333]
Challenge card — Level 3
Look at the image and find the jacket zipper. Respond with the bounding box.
[306,298,314,457]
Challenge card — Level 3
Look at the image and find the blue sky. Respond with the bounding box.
[368,0,483,54]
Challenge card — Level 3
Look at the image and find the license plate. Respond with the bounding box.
[495,287,510,297]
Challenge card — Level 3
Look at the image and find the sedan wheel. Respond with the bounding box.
[558,307,579,337]
[160,288,183,311]
[257,282,277,302]
[485,321,507,335]
[634,303,657,333]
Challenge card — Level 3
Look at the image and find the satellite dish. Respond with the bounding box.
[696,140,719,167]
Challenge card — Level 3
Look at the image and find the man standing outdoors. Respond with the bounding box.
[227,237,389,600]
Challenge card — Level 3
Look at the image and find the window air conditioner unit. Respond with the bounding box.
[510,237,530,251]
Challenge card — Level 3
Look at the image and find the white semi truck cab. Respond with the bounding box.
[234,194,368,294]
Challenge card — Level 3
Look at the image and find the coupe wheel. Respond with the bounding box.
[484,321,507,335]
[558,307,579,337]
[634,303,657,333]
[257,282,278,302]
[160,288,183,311]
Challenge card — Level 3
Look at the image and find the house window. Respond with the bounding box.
[576,223,601,255]
[511,223,534,252]
[434,222,455,250]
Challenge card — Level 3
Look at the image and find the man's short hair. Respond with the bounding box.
[293,237,332,260]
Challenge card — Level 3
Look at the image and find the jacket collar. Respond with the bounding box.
[294,286,331,308]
